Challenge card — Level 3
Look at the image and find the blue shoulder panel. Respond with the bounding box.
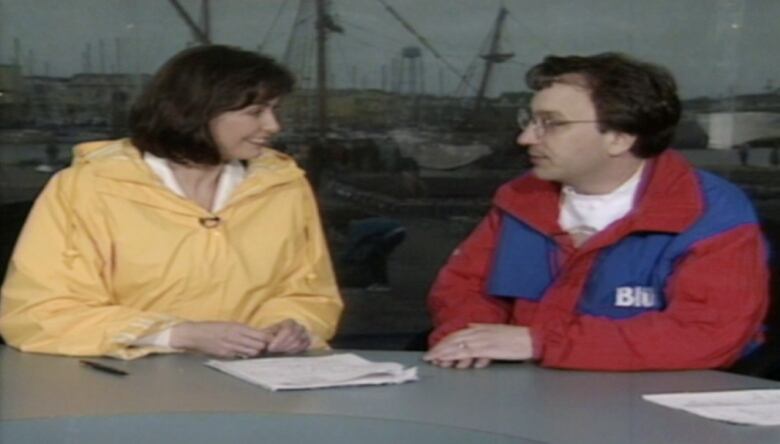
[486,214,555,300]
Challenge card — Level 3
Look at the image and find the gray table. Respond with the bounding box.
[1,347,779,444]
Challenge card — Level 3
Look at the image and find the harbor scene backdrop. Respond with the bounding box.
[1,0,780,348]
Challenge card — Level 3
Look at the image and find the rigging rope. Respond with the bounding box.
[259,0,291,51]
[374,0,476,95]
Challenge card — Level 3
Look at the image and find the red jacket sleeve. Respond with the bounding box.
[428,209,512,345]
[534,224,770,370]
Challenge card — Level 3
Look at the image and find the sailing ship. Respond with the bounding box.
[277,0,519,171]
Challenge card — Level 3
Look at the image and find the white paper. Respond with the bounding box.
[206,353,418,391]
[643,389,780,426]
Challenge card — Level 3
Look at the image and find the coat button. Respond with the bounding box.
[199,216,221,228]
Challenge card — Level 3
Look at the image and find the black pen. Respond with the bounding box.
[79,360,129,376]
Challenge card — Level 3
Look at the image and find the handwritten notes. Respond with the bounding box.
[206,353,418,391]
[643,389,780,426]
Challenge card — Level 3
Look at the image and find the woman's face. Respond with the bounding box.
[208,97,281,161]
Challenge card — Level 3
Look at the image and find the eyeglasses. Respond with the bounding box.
[517,111,601,138]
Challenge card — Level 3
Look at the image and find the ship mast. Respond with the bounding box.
[472,7,513,117]
[168,0,212,45]
[313,0,343,140]
[315,0,329,140]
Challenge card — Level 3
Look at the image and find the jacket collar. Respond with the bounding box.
[494,150,703,239]
[73,139,304,213]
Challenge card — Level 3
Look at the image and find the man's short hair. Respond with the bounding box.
[525,52,681,158]
[129,45,294,165]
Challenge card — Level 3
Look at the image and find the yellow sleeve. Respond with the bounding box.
[248,182,343,349]
[0,172,182,359]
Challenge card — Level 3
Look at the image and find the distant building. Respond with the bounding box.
[684,93,780,114]
[66,73,149,130]
[280,88,520,132]
[697,112,780,149]
[9,72,149,131]
[282,88,406,130]
[24,76,72,126]
[329,89,405,129]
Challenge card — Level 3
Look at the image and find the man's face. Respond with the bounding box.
[516,82,616,193]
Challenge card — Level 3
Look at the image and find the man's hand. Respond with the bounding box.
[423,324,534,369]
[264,319,311,354]
[170,321,273,359]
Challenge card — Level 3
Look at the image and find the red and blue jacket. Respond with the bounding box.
[428,150,769,370]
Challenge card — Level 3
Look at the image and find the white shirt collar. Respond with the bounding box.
[559,162,645,234]
[143,152,246,212]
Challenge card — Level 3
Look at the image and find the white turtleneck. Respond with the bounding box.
[559,162,645,240]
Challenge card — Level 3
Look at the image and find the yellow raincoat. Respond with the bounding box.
[0,139,343,359]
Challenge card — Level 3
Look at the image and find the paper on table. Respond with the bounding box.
[206,353,418,391]
[643,389,780,426]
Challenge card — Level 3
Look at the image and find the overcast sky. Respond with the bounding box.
[1,0,778,98]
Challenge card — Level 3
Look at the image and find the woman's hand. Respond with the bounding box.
[170,321,273,359]
[263,319,311,354]
[423,323,534,369]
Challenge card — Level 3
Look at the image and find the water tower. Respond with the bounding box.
[399,46,423,96]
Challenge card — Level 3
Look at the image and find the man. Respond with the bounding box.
[424,53,769,371]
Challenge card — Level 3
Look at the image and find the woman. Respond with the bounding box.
[0,45,343,359]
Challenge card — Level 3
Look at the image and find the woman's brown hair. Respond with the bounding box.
[129,45,294,165]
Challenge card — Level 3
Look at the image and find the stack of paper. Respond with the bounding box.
[206,353,418,391]
[643,389,780,426]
